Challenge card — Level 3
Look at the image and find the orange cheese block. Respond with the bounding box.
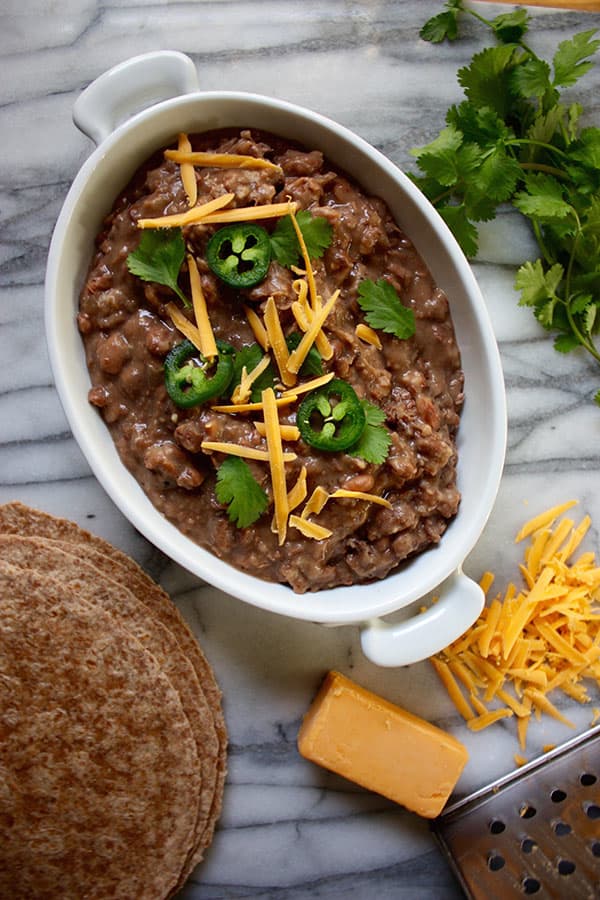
[297,670,469,818]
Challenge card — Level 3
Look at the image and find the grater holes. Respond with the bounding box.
[591,841,600,858]
[585,802,600,820]
[489,819,505,834]
[550,788,566,803]
[519,802,537,819]
[557,858,576,876]
[487,852,505,871]
[554,821,571,836]
[580,772,597,786]
[521,838,537,854]
[522,876,541,894]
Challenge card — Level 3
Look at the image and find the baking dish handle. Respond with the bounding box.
[359,569,484,667]
[73,51,199,146]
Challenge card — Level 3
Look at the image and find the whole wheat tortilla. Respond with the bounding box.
[0,563,200,899]
[0,501,227,868]
[0,534,219,863]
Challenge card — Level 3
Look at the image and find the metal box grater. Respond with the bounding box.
[432,724,600,899]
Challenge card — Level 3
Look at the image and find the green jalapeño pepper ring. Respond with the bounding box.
[297,378,366,452]
[164,338,235,408]
[206,223,272,289]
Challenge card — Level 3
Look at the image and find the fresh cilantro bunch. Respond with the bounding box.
[413,1,600,403]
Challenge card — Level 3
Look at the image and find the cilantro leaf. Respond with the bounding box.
[491,9,529,45]
[420,10,459,44]
[348,400,392,465]
[554,333,580,354]
[510,57,552,100]
[513,174,574,224]
[215,457,268,528]
[438,205,480,258]
[515,259,564,327]
[457,45,520,119]
[126,228,188,306]
[553,29,600,89]
[419,0,463,43]
[356,279,416,340]
[569,127,600,172]
[270,211,333,268]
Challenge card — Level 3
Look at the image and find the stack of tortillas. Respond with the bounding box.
[0,501,227,898]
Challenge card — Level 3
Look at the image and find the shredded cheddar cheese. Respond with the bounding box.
[287,290,339,375]
[329,489,392,509]
[177,133,197,207]
[198,200,298,226]
[187,255,217,359]
[244,305,269,350]
[211,395,298,414]
[164,149,283,172]
[289,515,332,541]
[166,302,203,351]
[279,372,335,398]
[262,388,289,545]
[231,354,272,405]
[431,501,600,750]
[355,323,382,349]
[200,441,296,463]
[264,297,296,388]
[290,210,318,311]
[291,278,333,360]
[286,467,308,513]
[254,421,300,442]
[138,192,235,229]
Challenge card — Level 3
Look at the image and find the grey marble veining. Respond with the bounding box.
[2,2,600,898]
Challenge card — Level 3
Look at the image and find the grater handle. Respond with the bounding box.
[360,569,484,667]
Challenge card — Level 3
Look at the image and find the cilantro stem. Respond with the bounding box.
[563,229,600,364]
[508,138,570,161]
[532,220,555,268]
[519,161,568,180]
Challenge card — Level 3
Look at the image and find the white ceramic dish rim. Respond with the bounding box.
[44,52,507,666]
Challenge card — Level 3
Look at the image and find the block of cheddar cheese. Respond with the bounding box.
[297,670,469,818]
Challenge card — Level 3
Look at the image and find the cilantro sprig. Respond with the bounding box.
[356,278,416,340]
[348,400,392,465]
[270,210,333,268]
[215,457,268,528]
[126,228,189,306]
[414,2,600,403]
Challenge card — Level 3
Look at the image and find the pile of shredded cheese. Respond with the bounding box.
[145,136,391,546]
[431,500,600,762]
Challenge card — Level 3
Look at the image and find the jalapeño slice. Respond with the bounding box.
[206,223,271,288]
[164,338,234,408]
[297,378,366,452]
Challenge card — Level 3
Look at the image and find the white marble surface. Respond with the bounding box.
[2,1,600,897]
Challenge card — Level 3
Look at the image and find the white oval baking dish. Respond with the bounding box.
[45,51,507,666]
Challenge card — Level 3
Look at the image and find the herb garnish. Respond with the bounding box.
[126,228,188,306]
[356,278,416,340]
[215,456,269,528]
[413,1,600,403]
[348,400,392,465]
[270,210,333,268]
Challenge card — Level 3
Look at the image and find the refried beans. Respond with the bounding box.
[78,129,464,593]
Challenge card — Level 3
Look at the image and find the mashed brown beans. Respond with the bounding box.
[78,129,463,593]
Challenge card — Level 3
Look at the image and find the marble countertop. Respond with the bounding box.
[2,1,600,897]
